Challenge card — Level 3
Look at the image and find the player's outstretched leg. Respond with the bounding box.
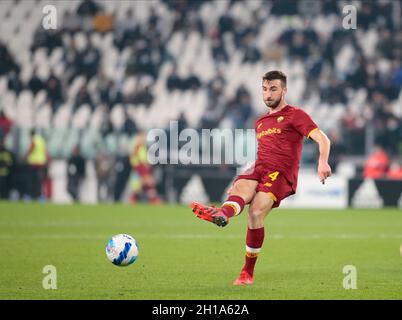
[191,195,246,227]
[233,227,264,285]
[191,202,229,227]
[233,192,274,285]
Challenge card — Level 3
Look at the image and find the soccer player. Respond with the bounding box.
[191,70,332,285]
[130,132,162,204]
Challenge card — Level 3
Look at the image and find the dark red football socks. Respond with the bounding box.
[242,227,265,277]
[221,195,246,218]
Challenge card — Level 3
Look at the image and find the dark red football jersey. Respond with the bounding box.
[255,105,318,191]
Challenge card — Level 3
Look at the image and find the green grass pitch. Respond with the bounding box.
[0,202,401,300]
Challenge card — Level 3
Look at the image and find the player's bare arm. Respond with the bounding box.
[309,129,332,184]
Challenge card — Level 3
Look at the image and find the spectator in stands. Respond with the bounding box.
[92,9,114,33]
[74,84,95,112]
[184,8,205,35]
[363,146,389,179]
[122,111,138,136]
[234,84,249,101]
[177,112,189,133]
[236,91,253,125]
[320,77,348,105]
[341,107,365,154]
[76,0,101,17]
[61,10,82,35]
[113,144,131,202]
[96,75,123,107]
[271,0,298,15]
[201,75,228,129]
[0,134,15,199]
[96,72,111,105]
[167,66,202,92]
[146,21,163,49]
[369,94,400,156]
[359,2,377,30]
[7,71,23,95]
[99,105,113,138]
[322,0,339,15]
[129,132,162,204]
[31,28,63,55]
[199,70,228,129]
[222,85,253,129]
[78,36,101,81]
[162,0,204,14]
[288,31,310,60]
[95,147,115,203]
[346,56,368,90]
[211,37,229,64]
[391,60,402,89]
[24,130,50,201]
[0,41,20,76]
[232,18,253,51]
[327,129,346,173]
[218,12,235,35]
[45,72,63,112]
[170,3,204,35]
[113,8,139,51]
[111,81,125,106]
[378,29,397,60]
[242,36,261,64]
[387,159,402,180]
[382,117,401,156]
[148,8,160,30]
[381,77,400,101]
[63,37,80,84]
[166,66,182,91]
[27,68,45,95]
[182,69,202,91]
[67,145,86,202]
[0,110,12,137]
[126,42,158,80]
[132,85,154,108]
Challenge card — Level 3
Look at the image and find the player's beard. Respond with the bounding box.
[264,96,281,109]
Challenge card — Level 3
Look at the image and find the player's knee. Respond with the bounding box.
[247,207,266,228]
[248,199,274,221]
[230,182,255,203]
[248,207,262,218]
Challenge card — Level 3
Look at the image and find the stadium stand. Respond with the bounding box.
[0,0,401,202]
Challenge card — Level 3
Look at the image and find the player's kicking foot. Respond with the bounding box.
[191,202,229,227]
[233,271,254,286]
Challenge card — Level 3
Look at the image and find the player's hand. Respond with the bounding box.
[318,162,332,184]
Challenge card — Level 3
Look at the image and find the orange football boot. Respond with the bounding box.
[190,201,229,227]
[233,271,254,285]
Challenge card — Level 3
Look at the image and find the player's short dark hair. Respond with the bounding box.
[262,70,287,88]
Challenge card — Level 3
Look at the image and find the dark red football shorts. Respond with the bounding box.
[234,163,294,208]
[135,164,152,177]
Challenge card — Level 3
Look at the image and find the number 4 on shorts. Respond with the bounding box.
[268,171,279,181]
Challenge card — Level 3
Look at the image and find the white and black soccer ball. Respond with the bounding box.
[105,234,139,266]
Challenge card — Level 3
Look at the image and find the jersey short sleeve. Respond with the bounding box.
[292,108,318,139]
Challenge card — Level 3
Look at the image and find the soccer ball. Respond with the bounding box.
[105,234,139,266]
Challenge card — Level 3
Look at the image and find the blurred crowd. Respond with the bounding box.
[0,1,399,133]
[363,145,402,180]
[0,129,162,202]
[1,0,402,202]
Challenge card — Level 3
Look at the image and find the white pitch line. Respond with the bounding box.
[0,234,401,240]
